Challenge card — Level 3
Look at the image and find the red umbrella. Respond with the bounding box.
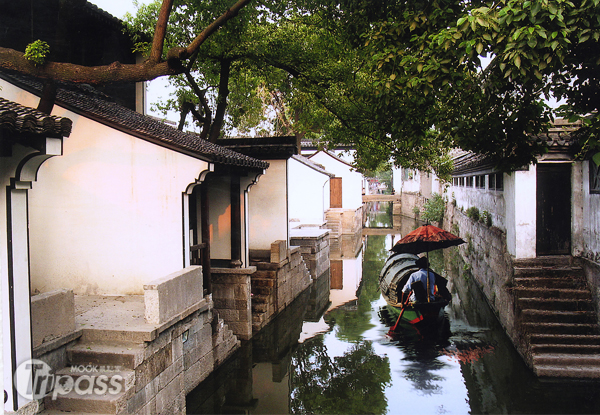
[391,224,465,254]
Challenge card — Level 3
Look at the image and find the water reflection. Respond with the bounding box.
[187,204,600,415]
[291,339,391,415]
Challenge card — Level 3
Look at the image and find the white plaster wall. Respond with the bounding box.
[581,161,600,259]
[288,158,330,226]
[207,176,232,261]
[309,152,363,210]
[392,166,402,194]
[504,168,537,258]
[1,83,211,295]
[328,250,363,311]
[451,176,506,231]
[399,168,421,193]
[248,159,288,250]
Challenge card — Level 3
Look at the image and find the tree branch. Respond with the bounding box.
[0,0,253,85]
[0,47,180,84]
[150,0,175,63]
[184,0,252,58]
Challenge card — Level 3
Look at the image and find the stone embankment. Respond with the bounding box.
[447,203,600,380]
[513,256,600,378]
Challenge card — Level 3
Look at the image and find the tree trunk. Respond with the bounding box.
[208,59,231,143]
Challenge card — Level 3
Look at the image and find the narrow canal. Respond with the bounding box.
[187,203,600,414]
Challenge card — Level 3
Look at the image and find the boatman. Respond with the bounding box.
[401,256,436,303]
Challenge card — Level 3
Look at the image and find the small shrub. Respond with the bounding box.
[466,206,480,222]
[451,223,460,236]
[481,210,493,227]
[422,193,446,223]
[25,40,50,66]
[412,205,421,218]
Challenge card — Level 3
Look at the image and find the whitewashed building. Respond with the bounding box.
[0,71,269,414]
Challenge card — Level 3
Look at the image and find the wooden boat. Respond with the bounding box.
[379,253,451,329]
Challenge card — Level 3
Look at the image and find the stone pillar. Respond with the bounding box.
[211,267,256,340]
[505,168,537,258]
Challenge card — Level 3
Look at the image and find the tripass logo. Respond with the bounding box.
[15,359,124,400]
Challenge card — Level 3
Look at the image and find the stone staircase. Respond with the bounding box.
[325,211,342,239]
[42,340,142,414]
[513,256,600,378]
[251,265,276,332]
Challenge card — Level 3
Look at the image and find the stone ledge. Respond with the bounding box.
[33,328,82,358]
[212,266,257,275]
[144,266,203,325]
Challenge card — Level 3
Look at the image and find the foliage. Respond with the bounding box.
[412,205,421,218]
[365,0,600,170]
[481,210,493,227]
[24,40,50,66]
[291,338,391,414]
[422,192,446,224]
[124,0,456,174]
[466,206,480,222]
[7,0,600,174]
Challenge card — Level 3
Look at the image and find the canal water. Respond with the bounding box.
[187,203,600,415]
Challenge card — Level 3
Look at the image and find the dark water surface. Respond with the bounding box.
[187,204,600,415]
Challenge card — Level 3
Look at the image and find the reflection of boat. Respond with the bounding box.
[379,253,450,330]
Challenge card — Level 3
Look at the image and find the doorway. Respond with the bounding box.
[536,163,571,255]
[330,177,342,208]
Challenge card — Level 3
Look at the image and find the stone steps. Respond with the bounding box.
[514,276,587,289]
[517,297,595,311]
[514,287,591,300]
[43,341,143,414]
[530,334,600,345]
[531,343,600,354]
[533,353,600,378]
[44,390,130,414]
[67,341,145,370]
[521,322,597,335]
[513,257,600,379]
[521,309,597,324]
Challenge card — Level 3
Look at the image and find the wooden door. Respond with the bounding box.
[330,260,343,289]
[330,177,342,208]
[536,163,571,255]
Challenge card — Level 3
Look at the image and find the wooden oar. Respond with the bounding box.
[389,291,412,333]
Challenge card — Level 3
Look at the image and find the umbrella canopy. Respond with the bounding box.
[391,224,465,254]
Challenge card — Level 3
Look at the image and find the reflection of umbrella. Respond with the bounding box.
[391,224,465,254]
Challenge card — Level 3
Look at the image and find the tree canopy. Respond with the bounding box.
[2,0,600,174]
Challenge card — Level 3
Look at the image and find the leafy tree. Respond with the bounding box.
[291,338,391,414]
[0,0,252,86]
[366,0,600,169]
[4,0,600,171]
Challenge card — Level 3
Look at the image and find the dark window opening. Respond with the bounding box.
[591,160,600,194]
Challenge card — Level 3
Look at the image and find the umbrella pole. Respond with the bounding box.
[426,250,430,303]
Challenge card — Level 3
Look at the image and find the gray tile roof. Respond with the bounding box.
[0,70,269,170]
[217,136,298,160]
[452,120,581,175]
[291,154,335,177]
[0,96,72,138]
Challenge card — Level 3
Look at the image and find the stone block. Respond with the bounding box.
[135,397,156,415]
[271,240,287,263]
[144,266,203,325]
[135,345,173,392]
[31,289,76,348]
[184,354,214,394]
[156,373,183,414]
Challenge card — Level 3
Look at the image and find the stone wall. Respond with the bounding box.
[35,295,239,415]
[125,302,239,414]
[290,229,330,279]
[400,192,427,218]
[250,242,313,334]
[446,203,520,351]
[211,267,255,341]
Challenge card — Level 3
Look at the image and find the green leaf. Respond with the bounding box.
[593,152,600,166]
